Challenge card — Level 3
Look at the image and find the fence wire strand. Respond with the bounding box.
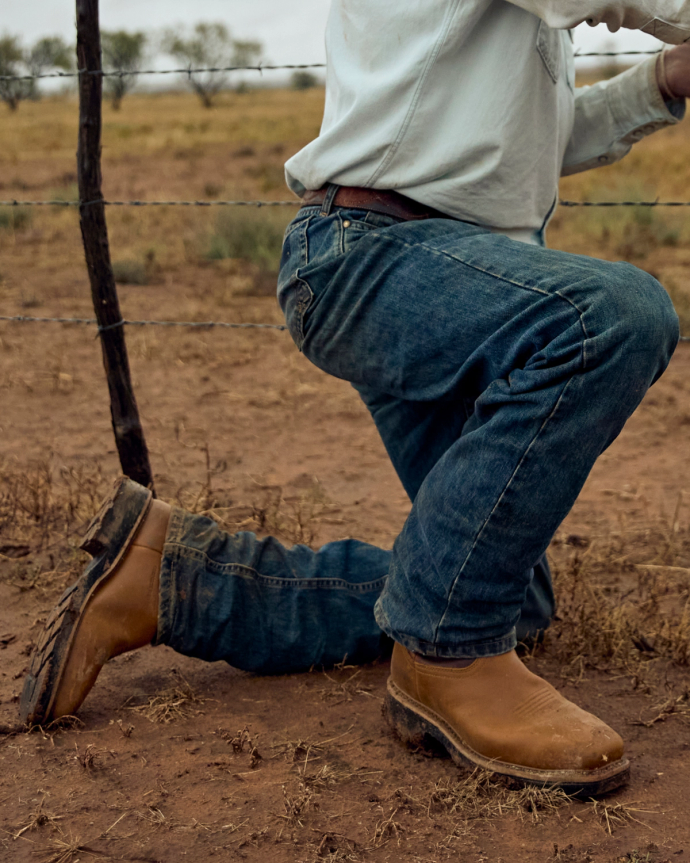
[0,199,302,208]
[0,49,664,83]
[0,63,327,83]
[1,48,687,341]
[0,315,286,332]
[4,199,690,209]
[0,314,686,342]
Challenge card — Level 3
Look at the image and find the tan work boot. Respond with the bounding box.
[386,644,629,796]
[20,477,169,725]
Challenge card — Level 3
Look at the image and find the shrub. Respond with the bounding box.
[112,259,148,285]
[0,206,31,230]
[205,208,289,273]
[291,71,319,90]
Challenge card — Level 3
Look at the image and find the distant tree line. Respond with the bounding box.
[0,23,321,112]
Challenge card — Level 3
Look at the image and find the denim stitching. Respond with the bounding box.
[164,542,387,592]
[288,217,314,349]
[377,233,592,359]
[294,278,314,350]
[434,375,574,641]
[154,542,181,646]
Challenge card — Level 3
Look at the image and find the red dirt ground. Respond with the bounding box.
[2,89,690,863]
[0,274,689,861]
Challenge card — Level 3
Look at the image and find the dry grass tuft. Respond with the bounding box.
[12,797,63,840]
[310,832,360,862]
[317,667,376,704]
[588,799,653,835]
[40,834,105,863]
[216,725,262,766]
[547,503,690,691]
[279,782,315,828]
[632,689,690,727]
[0,459,109,550]
[250,481,336,547]
[368,807,405,849]
[136,805,167,827]
[0,459,110,597]
[125,670,203,723]
[75,743,115,772]
[424,769,571,827]
[272,736,328,764]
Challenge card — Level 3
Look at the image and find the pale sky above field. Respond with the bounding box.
[4,1,665,70]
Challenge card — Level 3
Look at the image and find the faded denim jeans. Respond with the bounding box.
[156,198,678,669]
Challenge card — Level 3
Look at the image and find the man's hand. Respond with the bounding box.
[658,43,690,100]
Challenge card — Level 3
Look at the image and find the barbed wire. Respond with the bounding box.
[573,49,660,56]
[0,315,286,332]
[0,313,687,342]
[0,199,301,208]
[559,200,690,208]
[0,49,663,83]
[3,198,690,209]
[0,63,327,83]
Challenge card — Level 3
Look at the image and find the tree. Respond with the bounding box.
[291,71,319,91]
[27,37,73,99]
[0,35,73,110]
[101,30,147,110]
[162,23,263,107]
[0,36,31,111]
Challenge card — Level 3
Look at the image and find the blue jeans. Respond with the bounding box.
[156,203,678,668]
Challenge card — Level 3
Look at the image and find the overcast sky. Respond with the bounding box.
[4,1,665,67]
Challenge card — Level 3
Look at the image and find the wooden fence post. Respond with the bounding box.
[76,0,154,490]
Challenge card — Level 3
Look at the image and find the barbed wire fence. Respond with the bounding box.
[0,45,667,84]
[1,9,689,483]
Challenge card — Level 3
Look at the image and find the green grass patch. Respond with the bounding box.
[205,208,291,273]
[112,258,149,285]
[0,206,32,231]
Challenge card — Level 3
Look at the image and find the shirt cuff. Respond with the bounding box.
[605,55,685,155]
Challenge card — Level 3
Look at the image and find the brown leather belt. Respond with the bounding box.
[301,185,456,222]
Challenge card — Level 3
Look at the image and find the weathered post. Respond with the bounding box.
[76,0,154,490]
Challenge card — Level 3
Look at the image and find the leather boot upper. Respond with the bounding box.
[390,643,624,772]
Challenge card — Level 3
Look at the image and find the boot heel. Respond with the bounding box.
[385,689,448,754]
[80,477,152,556]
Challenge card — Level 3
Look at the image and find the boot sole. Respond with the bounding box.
[385,678,630,798]
[19,477,153,726]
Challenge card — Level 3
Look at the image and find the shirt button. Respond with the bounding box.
[343,219,351,228]
[598,155,609,163]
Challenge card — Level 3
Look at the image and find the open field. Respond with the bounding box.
[1,82,690,862]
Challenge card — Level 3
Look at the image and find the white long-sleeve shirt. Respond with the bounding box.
[285,0,686,240]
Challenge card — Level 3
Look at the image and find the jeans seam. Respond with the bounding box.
[155,543,180,647]
[294,277,314,349]
[378,233,592,365]
[433,374,575,641]
[163,542,388,592]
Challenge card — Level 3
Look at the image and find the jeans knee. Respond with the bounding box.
[592,263,679,379]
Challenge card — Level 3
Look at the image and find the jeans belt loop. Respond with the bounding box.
[320,183,340,217]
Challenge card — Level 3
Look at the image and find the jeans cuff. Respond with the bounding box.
[386,629,517,659]
[374,603,517,658]
[153,506,186,648]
